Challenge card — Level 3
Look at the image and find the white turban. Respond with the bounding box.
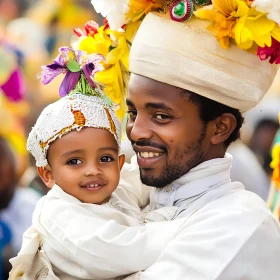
[130,13,278,112]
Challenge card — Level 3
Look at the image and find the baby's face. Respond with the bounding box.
[44,127,124,204]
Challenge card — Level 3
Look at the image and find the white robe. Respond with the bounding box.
[9,159,181,280]
[140,154,280,279]
[10,154,280,279]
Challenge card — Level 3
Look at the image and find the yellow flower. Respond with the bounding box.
[195,0,279,50]
[126,0,162,22]
[75,26,111,57]
[234,6,277,49]
[94,62,128,120]
[195,8,236,49]
[271,144,280,189]
[73,25,130,121]
[125,21,142,43]
[195,0,245,49]
[107,30,130,71]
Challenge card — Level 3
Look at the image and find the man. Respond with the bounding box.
[13,2,280,279]
[122,10,280,279]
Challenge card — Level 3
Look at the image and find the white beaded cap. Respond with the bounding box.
[27,93,121,167]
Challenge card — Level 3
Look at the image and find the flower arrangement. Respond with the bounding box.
[49,1,279,122]
[90,0,280,65]
[70,20,131,120]
[41,46,104,97]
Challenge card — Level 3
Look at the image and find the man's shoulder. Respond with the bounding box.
[177,187,279,240]
[210,187,269,209]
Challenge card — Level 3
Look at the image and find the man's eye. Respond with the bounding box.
[67,159,82,165]
[154,114,171,120]
[100,156,113,163]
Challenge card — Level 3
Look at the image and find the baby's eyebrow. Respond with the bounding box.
[61,149,84,157]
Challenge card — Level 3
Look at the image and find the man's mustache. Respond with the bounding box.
[131,140,167,153]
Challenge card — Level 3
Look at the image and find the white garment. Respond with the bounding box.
[10,154,280,280]
[9,160,182,280]
[0,187,41,253]
[139,153,280,279]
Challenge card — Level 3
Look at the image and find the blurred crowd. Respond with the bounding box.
[0,0,101,278]
[0,0,279,279]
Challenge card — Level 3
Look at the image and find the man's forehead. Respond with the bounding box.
[128,74,182,99]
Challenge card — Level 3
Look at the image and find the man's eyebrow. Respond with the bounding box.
[98,147,119,153]
[126,99,134,107]
[145,102,174,112]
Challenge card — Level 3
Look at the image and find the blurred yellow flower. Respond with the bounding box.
[271,144,280,189]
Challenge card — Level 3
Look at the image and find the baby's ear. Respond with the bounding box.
[37,165,55,189]
[118,154,125,170]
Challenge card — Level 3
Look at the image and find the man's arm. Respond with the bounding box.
[36,195,185,279]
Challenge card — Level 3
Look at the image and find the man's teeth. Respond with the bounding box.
[139,152,162,158]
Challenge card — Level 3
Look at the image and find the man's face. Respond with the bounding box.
[126,74,213,187]
[45,127,124,204]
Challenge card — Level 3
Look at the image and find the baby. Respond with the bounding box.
[9,49,182,280]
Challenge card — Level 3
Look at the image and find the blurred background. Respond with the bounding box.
[0,0,279,279]
[0,0,102,278]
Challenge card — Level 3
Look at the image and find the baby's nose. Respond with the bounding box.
[84,164,102,176]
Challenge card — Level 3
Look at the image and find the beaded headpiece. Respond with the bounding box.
[86,0,280,112]
[27,47,121,167]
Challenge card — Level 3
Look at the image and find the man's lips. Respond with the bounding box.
[133,145,165,168]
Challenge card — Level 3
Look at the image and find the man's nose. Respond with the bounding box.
[128,115,153,142]
[84,163,102,177]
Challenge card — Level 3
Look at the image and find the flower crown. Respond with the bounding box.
[44,1,279,120]
[91,0,280,63]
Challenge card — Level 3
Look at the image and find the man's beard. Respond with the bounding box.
[139,127,206,188]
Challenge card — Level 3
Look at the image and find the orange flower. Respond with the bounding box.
[126,0,162,22]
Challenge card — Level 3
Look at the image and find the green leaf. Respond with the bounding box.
[67,60,80,72]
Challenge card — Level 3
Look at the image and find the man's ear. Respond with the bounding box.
[37,165,55,189]
[210,113,237,145]
[118,154,125,170]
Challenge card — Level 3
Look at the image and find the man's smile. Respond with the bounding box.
[139,152,164,158]
[133,145,166,168]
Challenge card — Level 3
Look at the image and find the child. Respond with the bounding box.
[9,48,183,280]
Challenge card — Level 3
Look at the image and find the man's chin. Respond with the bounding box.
[140,169,171,188]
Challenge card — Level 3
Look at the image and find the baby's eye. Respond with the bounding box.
[100,156,113,163]
[67,158,82,165]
